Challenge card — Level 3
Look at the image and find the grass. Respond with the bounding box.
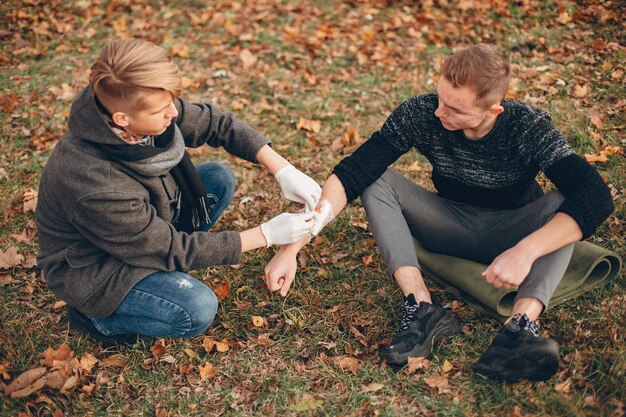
[1,0,625,416]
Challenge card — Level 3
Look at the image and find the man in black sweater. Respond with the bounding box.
[263,44,613,382]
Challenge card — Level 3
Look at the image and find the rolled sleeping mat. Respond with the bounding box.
[413,239,622,321]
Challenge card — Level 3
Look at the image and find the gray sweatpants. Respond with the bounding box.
[361,169,575,308]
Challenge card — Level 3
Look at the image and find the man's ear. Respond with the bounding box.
[488,104,504,117]
[112,112,130,127]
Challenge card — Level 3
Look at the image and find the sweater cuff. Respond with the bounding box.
[332,164,361,203]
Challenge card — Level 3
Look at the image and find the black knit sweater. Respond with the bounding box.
[333,94,613,239]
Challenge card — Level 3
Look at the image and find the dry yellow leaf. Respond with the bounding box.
[329,356,359,372]
[574,84,589,98]
[406,356,431,374]
[0,246,24,269]
[198,362,217,380]
[99,354,127,368]
[252,315,266,327]
[239,49,257,70]
[202,338,230,353]
[296,117,321,133]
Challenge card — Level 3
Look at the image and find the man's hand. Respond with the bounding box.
[275,165,322,212]
[482,244,537,288]
[264,246,298,296]
[260,212,316,247]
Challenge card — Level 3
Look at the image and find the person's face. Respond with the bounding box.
[113,89,178,137]
[434,76,492,131]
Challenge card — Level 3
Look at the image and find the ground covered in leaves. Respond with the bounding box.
[0,0,625,416]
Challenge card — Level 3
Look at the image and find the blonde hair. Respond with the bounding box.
[441,44,511,108]
[89,39,181,112]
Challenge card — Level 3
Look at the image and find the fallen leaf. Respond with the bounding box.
[329,356,359,372]
[11,230,30,243]
[424,375,449,392]
[590,114,604,130]
[296,117,321,133]
[99,354,127,368]
[159,354,177,364]
[47,83,75,101]
[181,76,194,88]
[202,338,230,353]
[584,153,608,163]
[42,370,70,390]
[22,256,37,269]
[554,379,572,394]
[22,188,37,212]
[407,161,422,171]
[198,362,217,380]
[289,399,324,411]
[3,367,47,395]
[10,375,47,398]
[604,146,623,156]
[170,44,189,58]
[59,375,78,393]
[441,360,453,373]
[0,274,16,286]
[362,382,384,393]
[239,49,257,70]
[256,333,273,346]
[284,309,305,329]
[52,300,67,309]
[183,348,201,362]
[40,344,73,367]
[80,383,96,395]
[252,315,266,327]
[155,405,168,417]
[150,339,168,357]
[79,353,98,374]
[213,280,229,301]
[556,12,571,24]
[0,364,9,380]
[406,356,431,374]
[584,146,623,163]
[0,247,24,269]
[574,84,588,98]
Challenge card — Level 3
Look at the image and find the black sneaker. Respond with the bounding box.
[381,294,459,367]
[68,307,144,348]
[474,313,559,382]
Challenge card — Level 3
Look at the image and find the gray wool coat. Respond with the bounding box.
[36,86,270,317]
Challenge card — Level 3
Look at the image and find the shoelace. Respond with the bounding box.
[399,301,420,332]
[510,313,541,337]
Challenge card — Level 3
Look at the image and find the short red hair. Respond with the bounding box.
[441,44,511,108]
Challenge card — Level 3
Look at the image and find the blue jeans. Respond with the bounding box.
[91,162,236,338]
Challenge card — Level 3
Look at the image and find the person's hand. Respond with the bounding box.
[260,211,316,247]
[482,244,537,288]
[311,199,335,236]
[264,246,298,296]
[275,165,322,212]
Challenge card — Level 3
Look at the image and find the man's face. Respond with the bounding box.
[434,76,491,131]
[120,89,178,137]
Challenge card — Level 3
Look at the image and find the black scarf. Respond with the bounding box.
[97,124,211,231]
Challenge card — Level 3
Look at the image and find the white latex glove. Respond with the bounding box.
[311,199,335,236]
[274,165,322,212]
[260,211,317,247]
